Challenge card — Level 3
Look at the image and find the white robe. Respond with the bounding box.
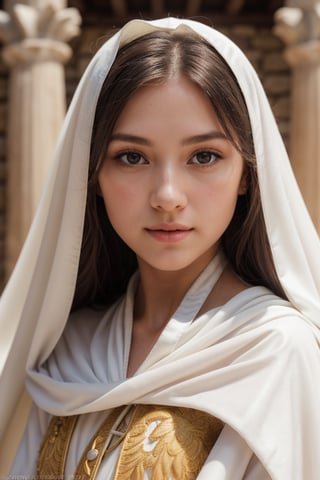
[10,256,320,479]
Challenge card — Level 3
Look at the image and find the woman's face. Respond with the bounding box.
[98,75,246,275]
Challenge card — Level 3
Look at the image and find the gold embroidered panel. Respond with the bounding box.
[37,404,224,480]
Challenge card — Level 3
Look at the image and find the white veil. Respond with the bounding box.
[1,17,320,472]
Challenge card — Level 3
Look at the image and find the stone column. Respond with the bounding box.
[0,0,81,276]
[274,1,320,232]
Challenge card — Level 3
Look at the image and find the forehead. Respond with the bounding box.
[112,75,222,137]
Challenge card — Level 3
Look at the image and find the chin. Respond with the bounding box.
[138,255,209,274]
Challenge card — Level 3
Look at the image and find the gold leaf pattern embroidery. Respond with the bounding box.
[36,405,223,480]
[36,415,77,479]
[113,406,223,480]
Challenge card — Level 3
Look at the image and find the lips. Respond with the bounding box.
[145,224,193,243]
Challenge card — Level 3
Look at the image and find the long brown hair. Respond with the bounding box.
[72,29,286,310]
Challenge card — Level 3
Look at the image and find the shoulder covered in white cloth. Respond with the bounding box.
[22,286,320,479]
[52,285,320,366]
[30,285,320,410]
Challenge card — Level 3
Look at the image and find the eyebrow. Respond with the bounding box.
[109,131,228,146]
[109,133,151,145]
[181,132,228,145]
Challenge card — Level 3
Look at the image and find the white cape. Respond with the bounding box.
[11,255,320,478]
[1,17,320,479]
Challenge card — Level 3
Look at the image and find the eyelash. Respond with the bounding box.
[114,150,147,166]
[113,149,222,167]
[189,150,222,167]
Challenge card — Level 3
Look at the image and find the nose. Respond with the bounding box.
[149,165,187,212]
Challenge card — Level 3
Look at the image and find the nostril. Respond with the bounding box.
[150,185,187,212]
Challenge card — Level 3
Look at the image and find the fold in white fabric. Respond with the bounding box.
[12,254,320,478]
[1,17,320,479]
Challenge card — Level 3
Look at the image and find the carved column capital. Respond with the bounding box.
[2,38,72,65]
[274,1,320,66]
[0,0,81,66]
[274,2,320,46]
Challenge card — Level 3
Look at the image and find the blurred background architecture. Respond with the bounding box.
[0,0,319,291]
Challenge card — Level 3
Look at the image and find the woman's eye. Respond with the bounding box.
[190,151,220,166]
[118,151,146,165]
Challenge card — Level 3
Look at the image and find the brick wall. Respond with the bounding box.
[0,21,290,291]
[223,24,290,143]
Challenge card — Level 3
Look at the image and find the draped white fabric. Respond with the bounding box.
[11,255,320,478]
[1,17,320,479]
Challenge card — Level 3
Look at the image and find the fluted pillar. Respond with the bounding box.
[274,1,320,232]
[0,0,81,276]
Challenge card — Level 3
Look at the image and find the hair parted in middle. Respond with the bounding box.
[72,29,287,310]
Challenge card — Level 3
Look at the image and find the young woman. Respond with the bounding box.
[1,17,320,480]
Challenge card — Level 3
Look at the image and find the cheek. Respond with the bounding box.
[199,179,241,225]
[98,178,142,234]
[99,174,137,208]
[201,170,242,201]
